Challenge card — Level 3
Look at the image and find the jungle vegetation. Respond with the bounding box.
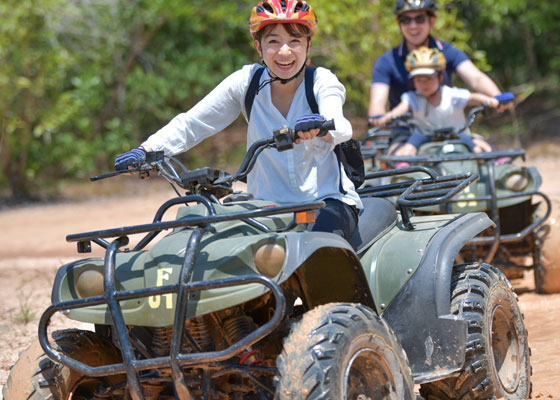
[0,0,558,199]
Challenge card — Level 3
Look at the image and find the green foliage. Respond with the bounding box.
[0,0,255,198]
[310,0,472,114]
[0,0,557,199]
[456,0,560,87]
[0,0,76,197]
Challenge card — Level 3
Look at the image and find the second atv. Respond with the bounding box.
[363,97,557,294]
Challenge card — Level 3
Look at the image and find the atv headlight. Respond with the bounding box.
[254,243,285,278]
[504,172,529,192]
[76,269,104,298]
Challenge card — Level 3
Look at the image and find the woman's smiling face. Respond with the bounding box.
[255,24,309,80]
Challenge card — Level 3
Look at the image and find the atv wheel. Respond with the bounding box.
[419,263,531,400]
[275,303,414,400]
[3,329,123,400]
[534,222,560,294]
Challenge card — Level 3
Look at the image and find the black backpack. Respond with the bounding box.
[245,66,365,192]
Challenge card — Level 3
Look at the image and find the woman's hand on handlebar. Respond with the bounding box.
[114,145,153,171]
[294,114,329,144]
[114,148,147,171]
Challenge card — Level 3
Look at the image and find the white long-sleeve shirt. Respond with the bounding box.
[143,63,362,208]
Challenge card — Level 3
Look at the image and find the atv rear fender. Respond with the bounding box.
[379,212,495,383]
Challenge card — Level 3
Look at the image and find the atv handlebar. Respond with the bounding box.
[90,120,335,199]
[364,92,516,143]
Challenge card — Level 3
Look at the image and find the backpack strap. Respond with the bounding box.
[244,66,266,121]
[244,66,362,193]
[304,67,319,114]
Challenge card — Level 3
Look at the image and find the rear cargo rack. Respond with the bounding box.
[358,166,478,229]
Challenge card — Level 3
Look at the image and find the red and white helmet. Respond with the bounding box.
[249,0,318,38]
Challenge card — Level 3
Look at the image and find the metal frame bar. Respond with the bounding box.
[37,199,328,398]
[38,241,286,399]
[67,200,325,250]
[358,168,479,229]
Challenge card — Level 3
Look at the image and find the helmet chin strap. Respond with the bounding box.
[256,62,306,94]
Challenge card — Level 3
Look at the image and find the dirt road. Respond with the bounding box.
[1,158,559,398]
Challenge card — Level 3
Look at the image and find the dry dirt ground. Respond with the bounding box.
[0,156,559,399]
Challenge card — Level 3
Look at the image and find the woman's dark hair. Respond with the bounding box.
[253,23,311,42]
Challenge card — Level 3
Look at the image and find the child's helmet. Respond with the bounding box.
[394,0,438,16]
[249,0,318,38]
[405,46,446,77]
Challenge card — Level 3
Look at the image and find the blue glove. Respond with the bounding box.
[294,114,326,136]
[114,148,146,171]
[495,92,515,105]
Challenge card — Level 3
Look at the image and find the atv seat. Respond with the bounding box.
[350,197,397,254]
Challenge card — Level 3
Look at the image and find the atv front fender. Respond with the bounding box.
[380,212,494,383]
[278,232,374,309]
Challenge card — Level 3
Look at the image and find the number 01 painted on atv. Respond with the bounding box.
[148,267,173,309]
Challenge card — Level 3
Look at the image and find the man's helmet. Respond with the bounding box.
[405,46,446,77]
[249,0,317,38]
[394,0,438,16]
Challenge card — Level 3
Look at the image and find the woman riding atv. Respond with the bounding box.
[114,0,361,242]
[377,47,500,157]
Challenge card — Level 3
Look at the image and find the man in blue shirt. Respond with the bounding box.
[368,0,507,134]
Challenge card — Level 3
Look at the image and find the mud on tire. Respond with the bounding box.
[420,263,531,400]
[275,302,414,400]
[3,329,123,400]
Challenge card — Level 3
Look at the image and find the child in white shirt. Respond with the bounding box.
[377,46,499,156]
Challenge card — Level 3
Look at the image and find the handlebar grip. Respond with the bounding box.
[90,170,129,181]
[495,92,515,105]
[317,119,335,137]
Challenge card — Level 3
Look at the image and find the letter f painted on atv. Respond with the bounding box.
[148,267,173,309]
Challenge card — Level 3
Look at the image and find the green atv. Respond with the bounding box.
[4,121,530,399]
[363,97,555,294]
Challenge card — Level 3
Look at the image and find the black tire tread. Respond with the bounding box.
[275,302,413,400]
[419,263,531,400]
[3,329,122,400]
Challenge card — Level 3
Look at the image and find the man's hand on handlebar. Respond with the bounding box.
[368,114,385,127]
[374,113,394,127]
[486,97,500,109]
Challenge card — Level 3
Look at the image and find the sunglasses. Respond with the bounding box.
[398,14,428,25]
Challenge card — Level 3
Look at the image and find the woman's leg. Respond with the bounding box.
[309,198,359,242]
